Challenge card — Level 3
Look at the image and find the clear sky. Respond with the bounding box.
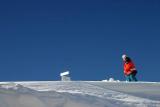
[0,0,160,81]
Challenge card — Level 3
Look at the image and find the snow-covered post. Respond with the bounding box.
[60,71,71,81]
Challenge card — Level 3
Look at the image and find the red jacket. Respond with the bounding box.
[124,61,136,76]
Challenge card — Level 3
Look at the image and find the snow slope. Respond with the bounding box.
[0,81,160,107]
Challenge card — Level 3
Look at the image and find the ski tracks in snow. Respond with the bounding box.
[1,81,160,107]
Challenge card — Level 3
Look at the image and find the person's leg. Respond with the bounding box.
[125,75,131,82]
[130,73,138,81]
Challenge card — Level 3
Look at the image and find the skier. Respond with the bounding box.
[122,54,138,82]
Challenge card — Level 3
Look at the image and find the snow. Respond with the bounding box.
[102,78,120,82]
[60,71,70,76]
[0,81,160,107]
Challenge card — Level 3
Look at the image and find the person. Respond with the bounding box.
[122,54,138,82]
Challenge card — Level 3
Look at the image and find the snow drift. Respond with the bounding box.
[0,81,160,107]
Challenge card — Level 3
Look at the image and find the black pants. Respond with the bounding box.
[126,71,138,82]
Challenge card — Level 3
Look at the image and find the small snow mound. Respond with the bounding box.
[102,78,120,82]
[109,78,114,82]
[102,80,108,82]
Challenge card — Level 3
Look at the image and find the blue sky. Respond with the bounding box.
[0,0,160,81]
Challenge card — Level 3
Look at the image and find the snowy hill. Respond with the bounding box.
[0,81,160,107]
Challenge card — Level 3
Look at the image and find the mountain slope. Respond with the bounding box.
[0,81,160,107]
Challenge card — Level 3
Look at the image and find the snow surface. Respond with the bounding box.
[60,71,70,76]
[0,81,160,107]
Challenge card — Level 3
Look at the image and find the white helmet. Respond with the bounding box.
[122,54,127,59]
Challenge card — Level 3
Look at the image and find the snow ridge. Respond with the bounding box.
[0,81,160,107]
